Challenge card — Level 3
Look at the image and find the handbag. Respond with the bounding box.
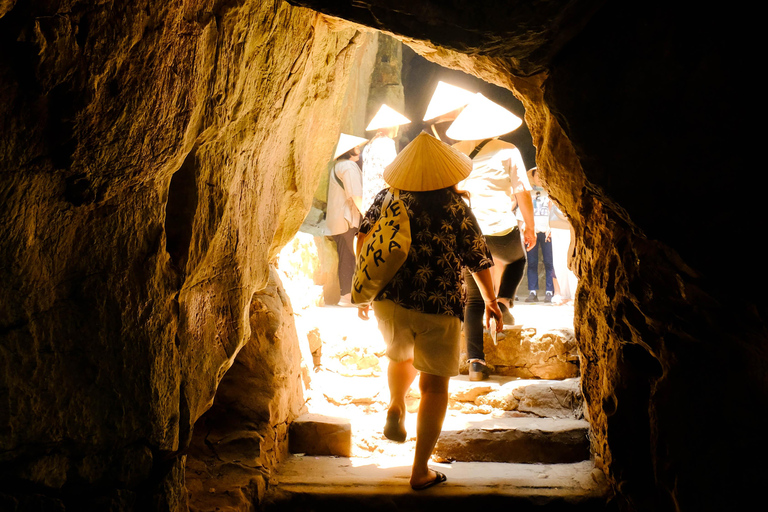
[351,188,411,305]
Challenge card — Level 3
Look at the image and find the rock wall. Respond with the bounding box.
[1,0,765,511]
[185,267,304,511]
[286,1,765,511]
[0,0,370,509]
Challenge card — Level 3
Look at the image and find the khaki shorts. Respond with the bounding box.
[373,300,461,377]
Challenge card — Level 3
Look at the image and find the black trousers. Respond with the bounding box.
[331,227,358,296]
[463,227,526,360]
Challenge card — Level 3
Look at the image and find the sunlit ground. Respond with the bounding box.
[282,263,575,470]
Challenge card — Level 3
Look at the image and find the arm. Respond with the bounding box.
[472,267,503,332]
[356,207,371,320]
[504,149,537,250]
[515,190,537,250]
[545,199,552,242]
[351,195,363,216]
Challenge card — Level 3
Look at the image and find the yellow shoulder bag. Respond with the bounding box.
[351,188,411,305]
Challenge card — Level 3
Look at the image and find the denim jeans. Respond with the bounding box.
[526,231,555,293]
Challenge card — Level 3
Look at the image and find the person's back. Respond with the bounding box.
[446,94,536,381]
[361,187,491,317]
[355,133,502,491]
[455,139,530,237]
[325,158,362,236]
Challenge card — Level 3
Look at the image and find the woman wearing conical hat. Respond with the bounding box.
[421,81,476,141]
[361,104,411,213]
[356,132,503,490]
[446,93,537,382]
[325,133,368,306]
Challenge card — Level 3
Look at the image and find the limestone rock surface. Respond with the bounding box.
[289,414,352,457]
[487,327,579,379]
[184,267,306,511]
[1,0,371,508]
[435,417,590,464]
[460,326,579,380]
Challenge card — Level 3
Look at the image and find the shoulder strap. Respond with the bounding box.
[468,138,492,159]
[332,165,344,190]
[381,187,396,211]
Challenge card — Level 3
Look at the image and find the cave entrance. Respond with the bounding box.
[266,30,588,495]
[185,30,589,510]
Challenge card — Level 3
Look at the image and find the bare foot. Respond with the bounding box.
[410,469,446,490]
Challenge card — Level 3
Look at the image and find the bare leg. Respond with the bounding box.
[410,372,450,488]
[385,359,417,441]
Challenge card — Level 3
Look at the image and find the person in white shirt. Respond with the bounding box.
[361,104,410,213]
[446,93,536,381]
[325,134,367,306]
[524,167,556,303]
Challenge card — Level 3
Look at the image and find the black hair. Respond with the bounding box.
[337,147,359,161]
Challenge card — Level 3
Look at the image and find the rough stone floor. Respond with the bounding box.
[265,277,615,510]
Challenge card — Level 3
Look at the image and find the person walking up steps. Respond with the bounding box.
[445,93,536,381]
[356,132,502,490]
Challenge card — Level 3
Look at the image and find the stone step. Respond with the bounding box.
[263,455,615,512]
[448,376,583,418]
[460,324,580,380]
[436,416,590,464]
[289,413,352,457]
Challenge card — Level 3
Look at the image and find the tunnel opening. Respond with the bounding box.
[184,30,591,511]
[3,1,757,511]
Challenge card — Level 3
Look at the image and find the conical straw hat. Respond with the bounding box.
[383,132,472,191]
[445,93,522,141]
[422,81,476,121]
[366,104,411,131]
[333,133,368,159]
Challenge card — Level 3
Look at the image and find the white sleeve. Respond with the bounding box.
[503,148,531,194]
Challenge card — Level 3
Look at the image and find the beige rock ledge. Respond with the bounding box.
[264,456,612,510]
[289,413,352,457]
[435,417,590,464]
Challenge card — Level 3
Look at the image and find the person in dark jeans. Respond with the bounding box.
[525,167,556,303]
[525,231,555,302]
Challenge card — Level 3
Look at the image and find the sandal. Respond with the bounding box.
[411,470,447,491]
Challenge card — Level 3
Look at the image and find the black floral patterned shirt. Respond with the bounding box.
[359,187,493,319]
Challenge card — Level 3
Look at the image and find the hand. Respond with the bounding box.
[358,304,370,320]
[484,301,503,332]
[545,229,552,242]
[524,227,536,250]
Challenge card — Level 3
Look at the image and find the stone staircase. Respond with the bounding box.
[435,377,589,464]
[264,375,612,510]
[264,458,611,511]
[262,300,614,510]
